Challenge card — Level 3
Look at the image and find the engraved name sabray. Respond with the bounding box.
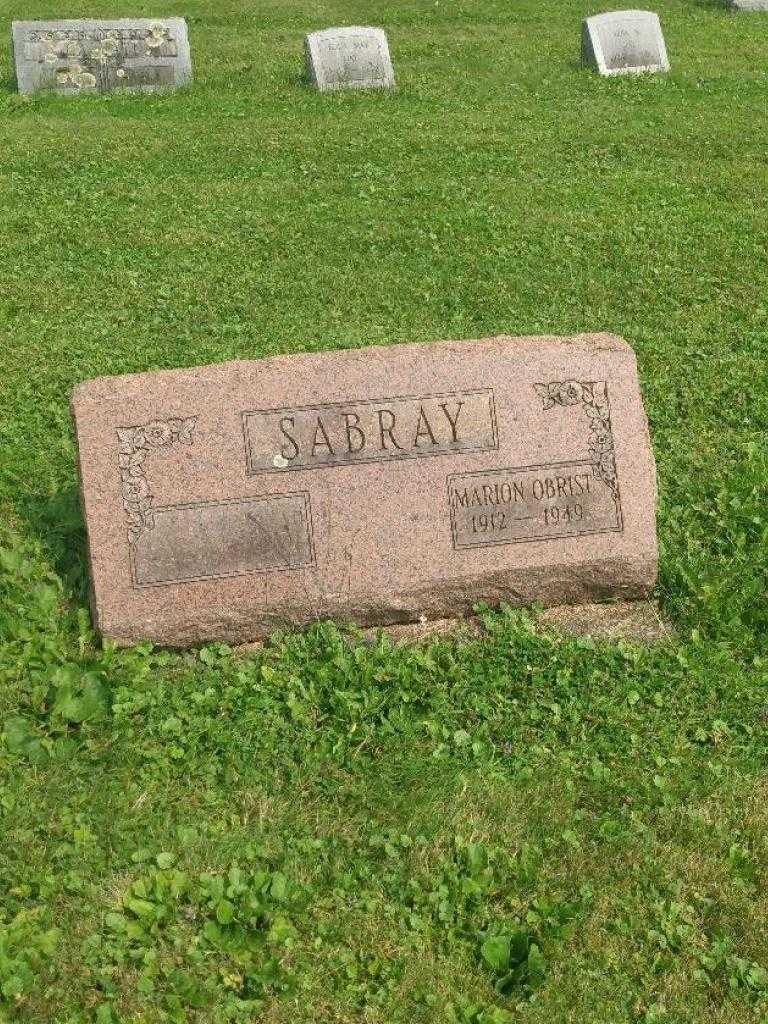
[116,417,197,545]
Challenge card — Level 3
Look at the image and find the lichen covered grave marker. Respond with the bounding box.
[12,18,192,96]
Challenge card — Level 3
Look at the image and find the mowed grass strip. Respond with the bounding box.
[0,0,767,1021]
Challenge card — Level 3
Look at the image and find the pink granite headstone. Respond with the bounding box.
[70,334,657,647]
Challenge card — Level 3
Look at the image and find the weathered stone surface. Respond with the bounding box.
[71,334,658,648]
[582,10,669,76]
[730,0,768,9]
[304,26,395,92]
[11,18,192,96]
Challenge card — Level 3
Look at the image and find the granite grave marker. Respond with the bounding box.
[11,18,192,96]
[582,10,669,76]
[71,334,658,647]
[304,26,395,92]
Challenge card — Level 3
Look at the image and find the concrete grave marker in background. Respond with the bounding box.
[304,26,395,91]
[582,11,669,76]
[12,18,192,95]
[71,334,658,648]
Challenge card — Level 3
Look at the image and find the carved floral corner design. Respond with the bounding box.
[116,417,196,545]
[533,380,619,501]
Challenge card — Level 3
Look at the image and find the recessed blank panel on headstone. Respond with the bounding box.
[305,26,395,91]
[11,18,192,96]
[582,11,669,76]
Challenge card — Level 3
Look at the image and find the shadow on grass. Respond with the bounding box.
[21,488,90,601]
[290,68,313,89]
[0,72,19,96]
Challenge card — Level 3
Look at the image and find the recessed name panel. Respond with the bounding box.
[131,493,314,587]
[448,460,622,550]
[242,389,498,474]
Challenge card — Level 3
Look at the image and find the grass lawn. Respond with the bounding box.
[1,0,767,1020]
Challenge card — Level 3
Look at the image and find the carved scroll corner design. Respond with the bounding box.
[116,416,197,545]
[533,380,618,499]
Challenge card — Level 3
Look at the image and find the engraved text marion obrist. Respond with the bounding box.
[71,335,658,647]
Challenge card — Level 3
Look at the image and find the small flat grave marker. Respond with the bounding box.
[11,18,192,96]
[304,26,395,92]
[582,10,669,76]
[71,334,658,648]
